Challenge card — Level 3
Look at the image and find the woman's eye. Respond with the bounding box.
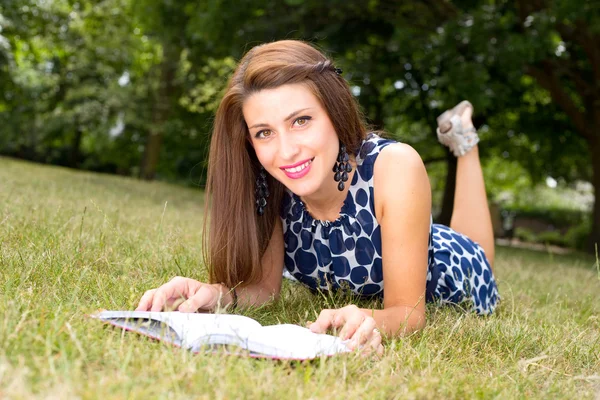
[257,130,272,138]
[294,116,311,127]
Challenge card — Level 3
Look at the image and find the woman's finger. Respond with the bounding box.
[359,330,384,358]
[338,311,365,340]
[135,289,157,311]
[178,284,218,313]
[369,327,382,349]
[347,316,377,350]
[149,278,189,312]
[367,329,384,357]
[360,336,385,358]
[308,309,337,333]
[376,341,384,357]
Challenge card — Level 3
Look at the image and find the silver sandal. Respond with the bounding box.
[436,100,479,157]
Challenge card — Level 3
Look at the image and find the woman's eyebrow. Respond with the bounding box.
[248,107,313,130]
[284,107,312,122]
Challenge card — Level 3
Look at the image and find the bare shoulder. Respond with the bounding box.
[374,142,428,185]
[373,142,431,217]
[375,142,425,172]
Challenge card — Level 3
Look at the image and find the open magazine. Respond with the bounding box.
[93,311,351,360]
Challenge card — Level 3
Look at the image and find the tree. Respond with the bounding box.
[432,0,597,250]
[512,0,599,251]
[0,0,139,169]
[193,0,599,249]
[2,0,597,249]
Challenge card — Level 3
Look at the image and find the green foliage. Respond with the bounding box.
[0,0,594,182]
[482,155,532,204]
[513,221,591,250]
[565,220,593,250]
[536,230,566,246]
[1,0,599,247]
[514,227,537,243]
[0,0,140,170]
[507,207,589,229]
[501,181,592,235]
[497,179,592,249]
[179,56,236,115]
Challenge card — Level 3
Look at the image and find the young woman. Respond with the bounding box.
[135,40,499,355]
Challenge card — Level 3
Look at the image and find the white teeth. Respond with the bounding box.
[285,160,312,173]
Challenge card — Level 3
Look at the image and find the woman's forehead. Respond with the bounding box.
[243,83,321,123]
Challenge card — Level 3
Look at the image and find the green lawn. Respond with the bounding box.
[1,156,599,399]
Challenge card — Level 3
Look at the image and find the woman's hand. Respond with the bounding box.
[308,305,383,356]
[135,276,229,313]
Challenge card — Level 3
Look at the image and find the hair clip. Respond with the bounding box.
[334,67,343,75]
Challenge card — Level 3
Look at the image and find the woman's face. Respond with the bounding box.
[243,83,340,197]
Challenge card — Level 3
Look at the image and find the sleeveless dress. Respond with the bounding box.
[280,133,499,314]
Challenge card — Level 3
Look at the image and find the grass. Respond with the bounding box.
[1,156,599,399]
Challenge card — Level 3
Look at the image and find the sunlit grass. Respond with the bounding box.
[1,156,599,399]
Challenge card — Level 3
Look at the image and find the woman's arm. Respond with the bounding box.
[136,218,284,312]
[310,143,431,343]
[229,217,285,307]
[372,142,431,334]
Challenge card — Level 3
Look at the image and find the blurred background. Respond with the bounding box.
[0,0,598,252]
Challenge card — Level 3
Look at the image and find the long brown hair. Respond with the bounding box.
[203,40,368,289]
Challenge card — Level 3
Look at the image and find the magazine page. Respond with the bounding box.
[245,324,351,359]
[95,311,263,349]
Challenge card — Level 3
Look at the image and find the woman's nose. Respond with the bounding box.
[278,135,300,160]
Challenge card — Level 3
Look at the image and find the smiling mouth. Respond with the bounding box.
[282,158,314,173]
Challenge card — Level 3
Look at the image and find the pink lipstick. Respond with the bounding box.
[280,158,314,179]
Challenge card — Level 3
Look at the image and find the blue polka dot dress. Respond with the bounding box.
[279,133,499,314]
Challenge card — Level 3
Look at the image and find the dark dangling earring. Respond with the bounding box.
[255,167,269,216]
[333,143,352,191]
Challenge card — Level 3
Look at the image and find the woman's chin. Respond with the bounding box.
[284,181,319,197]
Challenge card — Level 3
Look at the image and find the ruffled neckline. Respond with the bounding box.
[285,135,380,230]
[291,182,357,230]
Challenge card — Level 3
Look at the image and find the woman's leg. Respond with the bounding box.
[447,107,495,268]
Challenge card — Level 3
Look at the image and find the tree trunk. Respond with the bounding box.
[140,131,163,180]
[139,44,178,181]
[437,149,457,226]
[588,138,600,253]
[69,125,83,168]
